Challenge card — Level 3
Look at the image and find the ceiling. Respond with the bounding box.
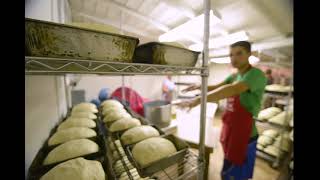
[68,0,293,63]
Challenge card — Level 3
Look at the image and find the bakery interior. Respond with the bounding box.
[25,0,293,180]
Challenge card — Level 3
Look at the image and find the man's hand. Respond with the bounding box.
[174,98,200,112]
[181,84,200,93]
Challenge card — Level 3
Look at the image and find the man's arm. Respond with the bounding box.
[207,82,249,102]
[182,81,227,93]
[207,81,227,92]
[176,82,249,110]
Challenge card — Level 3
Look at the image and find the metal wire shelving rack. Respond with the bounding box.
[25,56,207,76]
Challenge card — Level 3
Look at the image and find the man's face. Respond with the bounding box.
[229,46,251,69]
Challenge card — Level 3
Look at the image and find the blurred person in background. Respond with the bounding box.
[265,69,274,85]
[162,75,176,102]
[176,41,267,180]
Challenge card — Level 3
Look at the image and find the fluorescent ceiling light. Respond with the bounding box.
[189,31,249,51]
[249,56,260,64]
[210,55,260,64]
[208,36,293,57]
[210,57,230,64]
[159,10,221,43]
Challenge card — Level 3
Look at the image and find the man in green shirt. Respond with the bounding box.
[177,41,267,180]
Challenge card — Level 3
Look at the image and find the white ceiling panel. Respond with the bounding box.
[82,0,97,15]
[125,0,144,10]
[68,0,293,57]
[137,0,160,16]
[114,0,128,5]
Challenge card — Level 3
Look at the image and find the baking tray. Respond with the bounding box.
[28,135,105,176]
[25,18,139,62]
[125,134,190,177]
[133,42,200,67]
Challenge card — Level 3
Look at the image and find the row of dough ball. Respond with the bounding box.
[48,103,97,146]
[257,107,293,127]
[41,103,102,179]
[100,99,130,122]
[100,100,143,132]
[71,102,98,119]
[102,101,179,171]
[257,130,291,157]
[72,102,98,113]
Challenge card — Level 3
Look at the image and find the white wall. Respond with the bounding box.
[208,63,233,85]
[74,75,169,101]
[25,76,67,175]
[25,0,70,176]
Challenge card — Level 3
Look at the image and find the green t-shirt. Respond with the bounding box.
[224,67,267,137]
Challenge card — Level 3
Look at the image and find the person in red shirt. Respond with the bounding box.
[176,41,267,180]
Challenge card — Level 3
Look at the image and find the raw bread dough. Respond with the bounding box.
[57,118,96,131]
[273,133,291,152]
[263,145,283,158]
[102,106,126,116]
[257,144,265,151]
[74,103,96,110]
[72,105,98,114]
[121,125,160,145]
[70,112,97,120]
[132,137,177,167]
[257,107,282,121]
[109,117,141,132]
[257,135,274,146]
[268,111,293,126]
[40,157,105,180]
[265,84,293,93]
[48,127,97,146]
[43,139,99,165]
[262,129,279,139]
[103,111,131,122]
[101,100,124,109]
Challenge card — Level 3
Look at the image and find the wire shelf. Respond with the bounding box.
[25,56,207,76]
[97,105,201,180]
[109,135,201,180]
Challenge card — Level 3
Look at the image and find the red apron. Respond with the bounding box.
[220,95,253,165]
